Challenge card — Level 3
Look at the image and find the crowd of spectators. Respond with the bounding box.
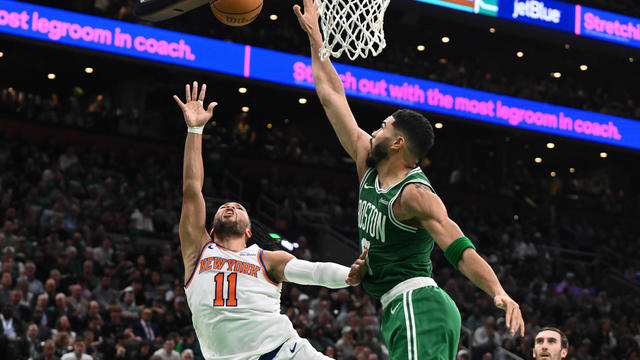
[1,100,639,359]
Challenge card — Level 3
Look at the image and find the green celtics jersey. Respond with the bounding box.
[358,167,435,299]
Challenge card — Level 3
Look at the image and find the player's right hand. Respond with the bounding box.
[173,81,218,128]
[293,0,321,40]
[346,247,368,286]
[494,294,525,337]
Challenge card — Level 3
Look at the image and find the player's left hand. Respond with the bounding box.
[346,247,368,286]
[173,81,218,128]
[494,294,525,336]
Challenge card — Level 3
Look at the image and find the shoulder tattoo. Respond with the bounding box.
[413,183,433,193]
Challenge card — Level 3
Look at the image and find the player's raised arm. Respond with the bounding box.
[174,81,218,283]
[394,183,526,336]
[294,0,370,175]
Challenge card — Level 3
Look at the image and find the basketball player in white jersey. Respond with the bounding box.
[173,81,367,360]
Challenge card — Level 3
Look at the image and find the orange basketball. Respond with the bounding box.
[210,0,263,27]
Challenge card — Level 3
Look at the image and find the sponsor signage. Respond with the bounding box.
[498,0,575,32]
[576,5,640,48]
[414,0,498,16]
[415,0,640,49]
[2,1,639,150]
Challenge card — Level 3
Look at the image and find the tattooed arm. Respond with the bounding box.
[393,182,525,336]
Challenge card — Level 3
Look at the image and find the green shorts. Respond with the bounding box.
[380,286,461,360]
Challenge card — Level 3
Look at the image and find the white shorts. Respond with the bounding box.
[272,336,331,360]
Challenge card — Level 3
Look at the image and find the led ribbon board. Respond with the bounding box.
[1,1,639,150]
[575,5,640,48]
[415,0,640,49]
[0,0,245,76]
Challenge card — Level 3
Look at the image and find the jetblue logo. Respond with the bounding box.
[512,0,561,24]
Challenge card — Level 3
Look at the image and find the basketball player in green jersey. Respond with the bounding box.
[294,1,525,359]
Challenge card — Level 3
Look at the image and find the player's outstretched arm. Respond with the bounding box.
[294,0,370,176]
[261,250,363,288]
[395,184,525,336]
[174,81,218,283]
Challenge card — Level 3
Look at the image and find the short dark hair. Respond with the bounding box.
[537,327,569,349]
[390,109,434,161]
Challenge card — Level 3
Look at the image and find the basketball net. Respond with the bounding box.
[316,0,391,61]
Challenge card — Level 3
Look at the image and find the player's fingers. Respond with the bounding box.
[185,84,191,102]
[192,81,198,102]
[172,95,185,109]
[293,5,302,19]
[509,306,519,336]
[303,0,313,11]
[206,102,218,115]
[199,83,207,101]
[359,247,369,260]
[505,302,512,330]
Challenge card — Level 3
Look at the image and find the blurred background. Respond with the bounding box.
[1,0,639,359]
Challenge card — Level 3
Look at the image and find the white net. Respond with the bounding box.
[317,0,391,61]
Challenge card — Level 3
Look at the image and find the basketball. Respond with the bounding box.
[210,0,263,27]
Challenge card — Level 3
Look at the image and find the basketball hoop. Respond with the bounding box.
[316,0,391,61]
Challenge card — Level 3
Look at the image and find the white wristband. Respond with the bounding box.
[188,125,204,134]
[284,258,350,289]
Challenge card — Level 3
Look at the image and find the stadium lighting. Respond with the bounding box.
[434,122,443,129]
[238,87,247,94]
[441,36,450,43]
[211,121,217,127]
[534,157,542,163]
[629,57,635,63]
[513,215,519,221]
[569,167,575,173]
[552,72,562,78]
[84,67,94,74]
[600,152,607,158]
[298,98,307,104]
[516,51,524,58]
[489,27,496,33]
[0,52,4,58]
[269,14,278,21]
[267,123,273,129]
[47,73,56,79]
[416,45,426,51]
[550,171,556,177]
[546,142,555,149]
[580,65,588,71]
[241,106,249,112]
[564,43,571,49]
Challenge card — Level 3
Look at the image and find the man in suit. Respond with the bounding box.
[0,304,24,341]
[15,323,42,359]
[133,308,158,342]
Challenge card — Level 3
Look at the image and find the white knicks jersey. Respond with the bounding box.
[185,242,295,360]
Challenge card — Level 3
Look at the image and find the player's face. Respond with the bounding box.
[533,330,567,360]
[213,202,250,236]
[366,116,394,167]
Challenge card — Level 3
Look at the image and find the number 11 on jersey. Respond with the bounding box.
[213,272,238,307]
